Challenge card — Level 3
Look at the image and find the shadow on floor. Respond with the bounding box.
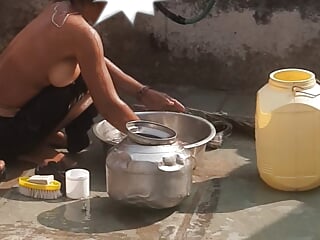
[4,160,35,180]
[212,133,320,214]
[37,196,175,234]
[211,134,320,240]
[0,160,36,193]
[35,178,220,234]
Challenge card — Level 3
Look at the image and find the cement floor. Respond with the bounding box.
[0,88,319,240]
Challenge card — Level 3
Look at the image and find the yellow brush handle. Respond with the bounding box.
[19,177,61,191]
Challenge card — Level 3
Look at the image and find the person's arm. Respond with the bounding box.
[104,57,185,112]
[70,23,138,133]
[104,57,144,97]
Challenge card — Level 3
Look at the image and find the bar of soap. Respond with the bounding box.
[28,175,54,185]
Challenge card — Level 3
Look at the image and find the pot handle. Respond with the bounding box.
[106,149,132,169]
[157,154,185,172]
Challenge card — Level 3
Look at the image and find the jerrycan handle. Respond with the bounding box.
[292,86,320,98]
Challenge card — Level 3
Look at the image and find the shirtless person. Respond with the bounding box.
[0,0,185,179]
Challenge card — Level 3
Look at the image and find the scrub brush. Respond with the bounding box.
[18,175,62,199]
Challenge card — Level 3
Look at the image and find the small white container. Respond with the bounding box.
[65,169,90,199]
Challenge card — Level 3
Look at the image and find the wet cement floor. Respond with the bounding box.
[1,130,320,240]
[0,131,245,240]
[1,90,320,239]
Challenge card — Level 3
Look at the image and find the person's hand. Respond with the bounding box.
[139,87,185,112]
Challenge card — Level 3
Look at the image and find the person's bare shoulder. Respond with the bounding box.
[62,15,104,57]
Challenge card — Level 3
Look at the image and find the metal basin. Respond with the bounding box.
[93,111,216,162]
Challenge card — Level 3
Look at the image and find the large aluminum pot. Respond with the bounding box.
[93,111,216,163]
[106,120,193,209]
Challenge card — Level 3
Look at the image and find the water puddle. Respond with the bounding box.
[37,197,175,233]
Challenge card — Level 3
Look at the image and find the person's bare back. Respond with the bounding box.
[0,0,185,180]
[0,0,139,133]
[0,2,83,116]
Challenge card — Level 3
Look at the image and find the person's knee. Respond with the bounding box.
[0,160,5,170]
[0,160,6,180]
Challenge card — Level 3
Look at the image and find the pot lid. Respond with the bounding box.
[126,120,177,145]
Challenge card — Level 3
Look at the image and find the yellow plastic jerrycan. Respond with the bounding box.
[256,68,320,191]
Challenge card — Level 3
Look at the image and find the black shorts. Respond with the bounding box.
[0,75,97,160]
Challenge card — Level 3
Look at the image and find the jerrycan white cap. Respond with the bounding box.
[269,68,316,90]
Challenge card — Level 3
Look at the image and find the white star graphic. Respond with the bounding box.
[94,0,164,25]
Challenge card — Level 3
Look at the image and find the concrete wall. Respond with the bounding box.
[1,0,320,92]
[0,1,47,50]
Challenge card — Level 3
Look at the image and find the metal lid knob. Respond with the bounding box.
[162,155,176,166]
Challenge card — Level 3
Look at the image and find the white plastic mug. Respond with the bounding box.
[65,169,90,199]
